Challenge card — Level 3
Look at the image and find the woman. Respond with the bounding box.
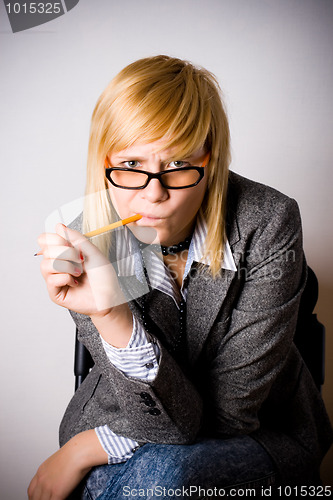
[29,55,332,499]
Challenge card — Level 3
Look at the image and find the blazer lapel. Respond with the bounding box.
[186,198,242,365]
[120,275,181,347]
[118,275,149,304]
[186,267,236,365]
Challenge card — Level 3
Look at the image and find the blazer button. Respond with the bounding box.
[139,392,151,400]
[143,400,156,407]
[148,408,161,416]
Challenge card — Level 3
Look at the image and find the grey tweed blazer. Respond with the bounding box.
[59,171,333,484]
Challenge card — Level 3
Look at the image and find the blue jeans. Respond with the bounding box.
[77,436,276,499]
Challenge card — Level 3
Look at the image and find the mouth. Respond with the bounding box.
[135,213,164,224]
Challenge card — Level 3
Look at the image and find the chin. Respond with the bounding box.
[129,226,160,245]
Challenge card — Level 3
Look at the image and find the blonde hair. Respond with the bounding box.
[83,55,231,277]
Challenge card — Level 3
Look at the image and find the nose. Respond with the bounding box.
[141,177,169,203]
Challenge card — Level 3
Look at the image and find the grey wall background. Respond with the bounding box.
[0,0,332,497]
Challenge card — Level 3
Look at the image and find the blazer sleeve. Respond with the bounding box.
[204,196,307,436]
[61,311,203,446]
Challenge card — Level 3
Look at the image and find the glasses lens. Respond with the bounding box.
[109,167,202,188]
[110,169,148,188]
[162,168,201,188]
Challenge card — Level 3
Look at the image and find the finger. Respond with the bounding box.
[41,258,83,280]
[28,479,46,500]
[27,475,37,499]
[37,483,51,500]
[33,484,47,500]
[41,245,82,264]
[37,232,72,250]
[47,272,79,295]
[55,224,105,263]
[55,223,87,248]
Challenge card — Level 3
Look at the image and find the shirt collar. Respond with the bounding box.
[185,209,237,276]
[115,209,237,280]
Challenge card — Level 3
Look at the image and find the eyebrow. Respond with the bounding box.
[114,157,147,162]
[113,155,193,162]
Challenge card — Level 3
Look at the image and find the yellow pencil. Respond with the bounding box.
[34,214,142,255]
[84,214,142,238]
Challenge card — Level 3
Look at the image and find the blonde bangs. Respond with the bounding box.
[99,64,212,160]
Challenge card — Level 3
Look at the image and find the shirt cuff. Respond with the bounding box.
[95,426,139,465]
[100,315,159,381]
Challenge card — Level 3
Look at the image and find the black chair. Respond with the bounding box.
[74,334,94,391]
[74,266,325,391]
[294,266,325,391]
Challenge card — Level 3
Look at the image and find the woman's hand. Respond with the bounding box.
[38,223,126,318]
[28,430,108,500]
[27,444,89,500]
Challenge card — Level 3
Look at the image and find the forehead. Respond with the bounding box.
[109,140,204,161]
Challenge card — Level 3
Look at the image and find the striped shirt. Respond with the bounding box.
[95,210,236,463]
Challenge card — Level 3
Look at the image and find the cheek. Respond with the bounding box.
[168,189,205,225]
[179,184,207,212]
[108,187,133,217]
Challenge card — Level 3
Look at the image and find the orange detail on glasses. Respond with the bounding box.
[201,152,210,168]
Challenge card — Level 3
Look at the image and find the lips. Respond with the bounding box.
[138,212,164,219]
[135,213,164,225]
[140,213,163,219]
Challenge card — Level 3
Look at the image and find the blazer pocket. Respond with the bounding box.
[81,369,102,412]
[215,314,231,331]
[203,315,231,360]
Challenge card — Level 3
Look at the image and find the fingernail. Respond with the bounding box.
[74,267,81,275]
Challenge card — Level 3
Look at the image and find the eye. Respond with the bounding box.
[123,160,141,168]
[169,160,187,168]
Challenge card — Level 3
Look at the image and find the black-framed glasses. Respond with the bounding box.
[105,153,210,190]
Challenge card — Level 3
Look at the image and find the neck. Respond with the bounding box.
[160,235,192,256]
[137,233,193,256]
[163,250,189,289]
